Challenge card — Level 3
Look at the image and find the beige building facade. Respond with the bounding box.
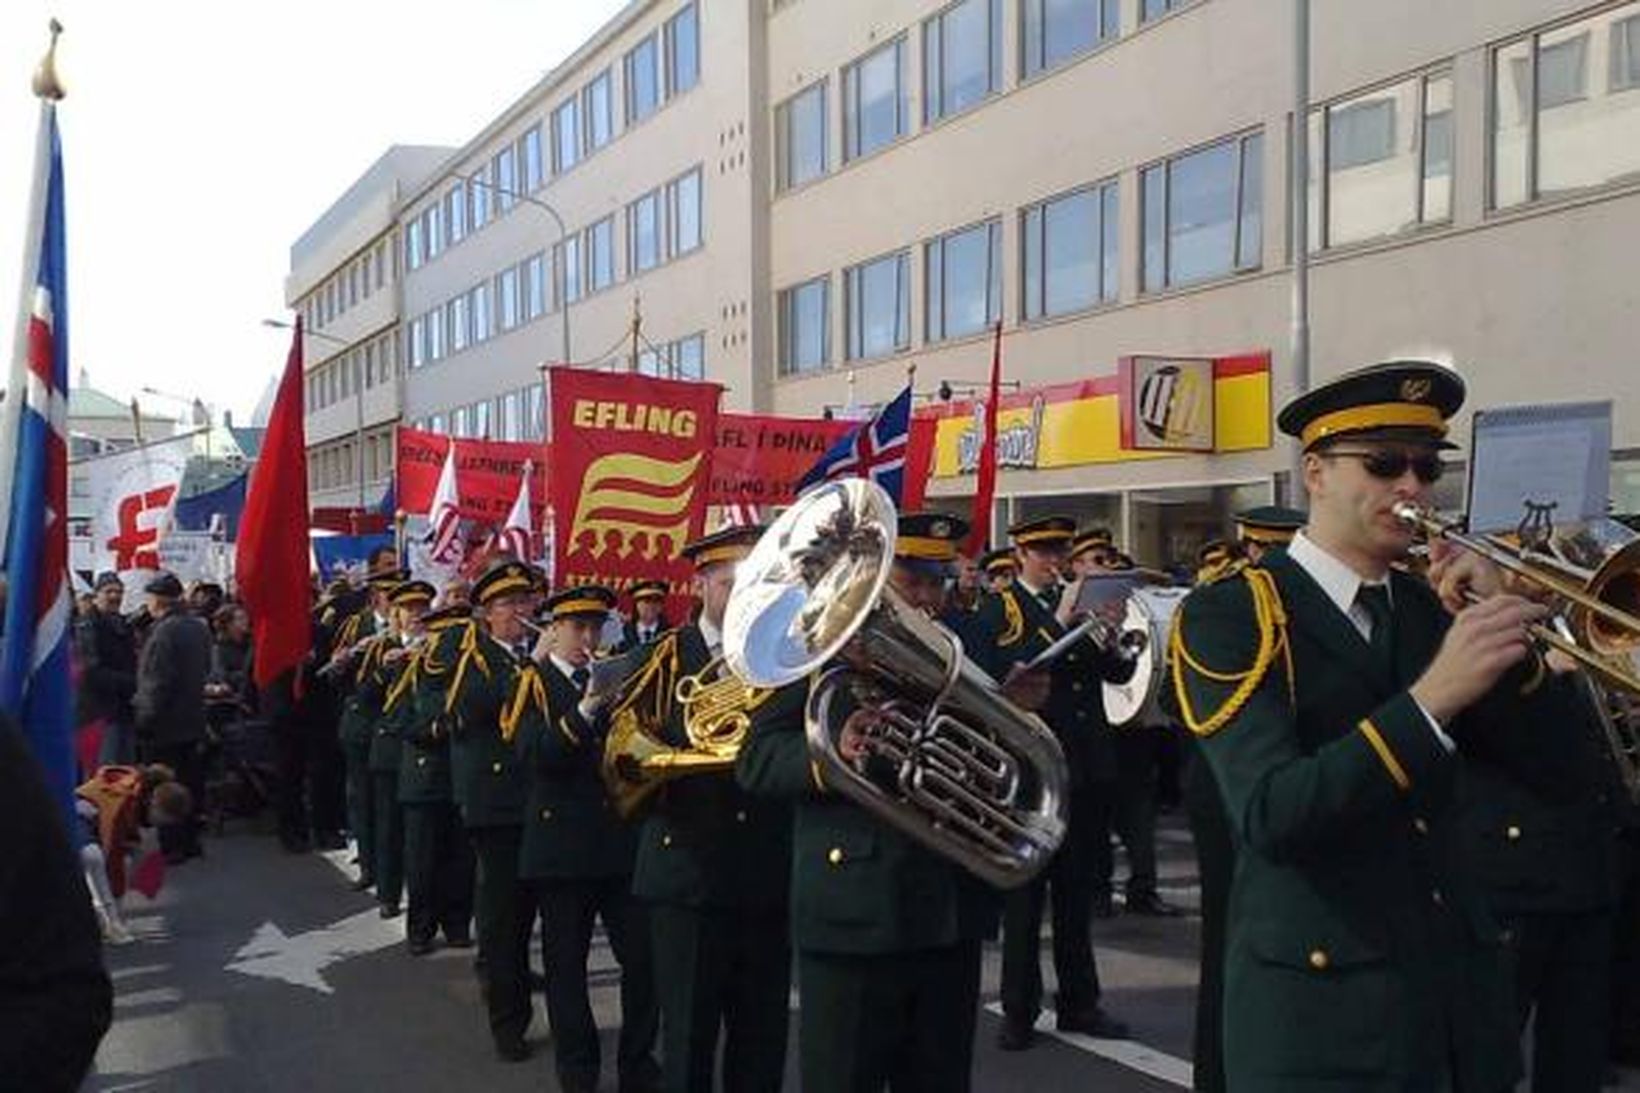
[311,0,1640,567]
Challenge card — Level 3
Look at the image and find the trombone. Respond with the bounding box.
[1392,502,1640,695]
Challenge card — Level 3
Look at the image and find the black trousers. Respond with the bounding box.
[1185,748,1233,1093]
[146,740,205,857]
[470,824,535,1048]
[404,801,474,944]
[797,940,982,1093]
[1002,791,1105,1020]
[649,902,790,1093]
[1505,908,1614,1093]
[343,740,374,880]
[533,875,659,1089]
[371,772,404,907]
[1111,728,1163,899]
[275,710,346,845]
[1613,827,1640,1066]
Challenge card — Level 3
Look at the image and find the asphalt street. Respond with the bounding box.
[87,814,1640,1092]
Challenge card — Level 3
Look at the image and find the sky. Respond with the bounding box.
[0,0,628,426]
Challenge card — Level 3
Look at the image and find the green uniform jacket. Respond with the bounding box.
[972,582,1136,785]
[736,677,998,955]
[1173,551,1581,1092]
[334,612,383,748]
[368,642,413,775]
[627,625,791,911]
[393,618,470,805]
[446,627,528,829]
[512,659,636,880]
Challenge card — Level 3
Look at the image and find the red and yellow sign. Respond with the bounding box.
[918,352,1270,476]
[396,428,547,524]
[709,413,938,509]
[547,369,720,603]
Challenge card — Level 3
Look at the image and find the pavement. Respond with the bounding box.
[87,816,1639,1092]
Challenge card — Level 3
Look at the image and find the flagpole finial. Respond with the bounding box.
[32,19,65,102]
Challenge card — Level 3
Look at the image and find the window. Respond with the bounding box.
[447,183,467,244]
[499,267,520,331]
[452,406,470,438]
[667,168,702,255]
[525,384,546,440]
[471,163,492,228]
[405,219,423,271]
[473,400,492,439]
[558,235,583,304]
[666,4,700,97]
[924,0,1003,125]
[777,80,828,190]
[844,39,907,161]
[845,251,911,359]
[584,71,613,153]
[553,98,581,174]
[1141,0,1189,20]
[521,126,544,192]
[339,356,351,399]
[375,243,386,289]
[425,204,444,259]
[925,220,1001,341]
[364,342,377,387]
[449,294,470,353]
[1142,131,1263,291]
[587,217,616,292]
[495,146,517,212]
[1309,70,1452,250]
[626,34,661,125]
[672,334,705,380]
[472,283,493,343]
[1023,179,1118,319]
[1493,4,1640,208]
[524,253,548,319]
[428,305,446,361]
[778,276,830,374]
[500,392,521,441]
[408,318,426,369]
[348,265,359,307]
[1021,0,1116,78]
[629,189,662,272]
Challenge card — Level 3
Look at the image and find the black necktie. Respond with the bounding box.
[1355,585,1395,675]
[1039,585,1060,612]
[571,667,590,695]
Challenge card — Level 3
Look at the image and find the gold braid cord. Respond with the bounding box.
[384,652,420,714]
[445,626,492,716]
[1169,568,1293,738]
[612,633,681,731]
[997,589,1025,647]
[500,662,547,744]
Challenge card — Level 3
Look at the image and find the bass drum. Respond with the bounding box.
[1102,586,1190,727]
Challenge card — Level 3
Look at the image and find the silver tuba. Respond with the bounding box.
[722,478,1068,889]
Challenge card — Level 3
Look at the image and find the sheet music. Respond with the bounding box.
[1467,401,1612,534]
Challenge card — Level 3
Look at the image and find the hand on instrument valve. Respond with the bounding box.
[1001,663,1051,712]
[838,708,899,790]
[1424,537,1551,615]
[1409,592,1547,724]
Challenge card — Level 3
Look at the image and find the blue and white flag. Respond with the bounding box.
[0,99,75,822]
[795,384,912,506]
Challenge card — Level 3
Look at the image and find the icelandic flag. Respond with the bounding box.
[795,384,912,506]
[0,102,75,823]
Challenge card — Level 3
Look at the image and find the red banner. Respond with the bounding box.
[547,369,720,605]
[709,413,936,509]
[395,428,547,525]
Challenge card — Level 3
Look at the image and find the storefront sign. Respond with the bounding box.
[1119,356,1216,452]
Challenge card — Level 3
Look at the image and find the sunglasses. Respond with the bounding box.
[1322,449,1444,484]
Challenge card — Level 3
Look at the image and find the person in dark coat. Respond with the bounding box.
[132,571,214,863]
[0,712,114,1090]
[75,572,139,764]
[620,579,672,652]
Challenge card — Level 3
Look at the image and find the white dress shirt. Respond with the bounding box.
[1285,530,1454,749]
[697,615,723,657]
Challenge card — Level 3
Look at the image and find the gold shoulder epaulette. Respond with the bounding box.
[1194,556,1248,588]
[1168,567,1293,737]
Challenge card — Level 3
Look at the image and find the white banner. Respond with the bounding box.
[158,530,231,588]
[80,432,195,607]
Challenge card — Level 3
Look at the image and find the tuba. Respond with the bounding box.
[722,478,1068,890]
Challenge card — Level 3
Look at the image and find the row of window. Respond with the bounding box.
[411,383,547,443]
[406,167,704,371]
[302,241,390,332]
[308,428,395,493]
[775,0,1202,194]
[635,332,707,381]
[403,2,699,273]
[306,329,401,413]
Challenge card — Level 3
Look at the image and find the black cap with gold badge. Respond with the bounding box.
[388,579,436,608]
[1007,515,1077,550]
[473,560,536,607]
[980,547,1017,577]
[630,578,669,603]
[894,511,970,578]
[681,524,765,569]
[1277,359,1464,452]
[546,584,617,620]
[1234,505,1306,549]
[1069,527,1115,564]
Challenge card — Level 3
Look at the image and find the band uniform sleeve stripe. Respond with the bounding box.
[1357,718,1412,793]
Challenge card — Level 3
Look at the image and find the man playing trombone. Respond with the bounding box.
[1171,359,1587,1091]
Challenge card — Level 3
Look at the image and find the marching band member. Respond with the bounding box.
[509,584,660,1093]
[976,515,1134,1051]
[1171,360,1584,1091]
[736,512,998,1093]
[1234,506,1306,565]
[366,579,435,919]
[445,560,540,1063]
[1067,527,1115,577]
[616,526,793,1093]
[331,568,404,892]
[979,547,1018,592]
[622,579,673,651]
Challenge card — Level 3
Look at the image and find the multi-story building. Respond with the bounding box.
[301,0,1640,566]
[285,145,451,519]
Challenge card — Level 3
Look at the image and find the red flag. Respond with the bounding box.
[129,849,166,900]
[965,322,1003,557]
[236,320,311,689]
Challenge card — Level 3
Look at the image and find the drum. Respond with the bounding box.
[1102,586,1190,726]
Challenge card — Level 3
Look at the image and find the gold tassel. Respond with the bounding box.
[1169,568,1291,738]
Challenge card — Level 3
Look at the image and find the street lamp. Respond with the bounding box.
[456,174,572,370]
[263,317,367,513]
